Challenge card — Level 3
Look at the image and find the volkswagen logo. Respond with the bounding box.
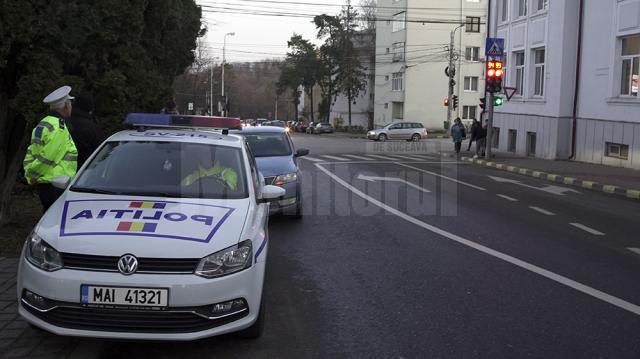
[117,254,138,275]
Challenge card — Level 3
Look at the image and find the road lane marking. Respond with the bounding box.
[627,248,640,256]
[496,194,518,202]
[396,163,487,191]
[570,223,605,236]
[386,154,428,161]
[488,175,581,196]
[344,154,374,161]
[321,155,350,161]
[366,154,399,160]
[356,174,431,193]
[316,163,640,317]
[302,156,324,162]
[529,206,556,216]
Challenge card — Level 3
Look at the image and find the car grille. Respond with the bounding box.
[23,302,248,333]
[61,253,200,274]
[264,176,276,185]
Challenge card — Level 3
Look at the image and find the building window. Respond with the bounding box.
[385,75,389,81]
[508,130,517,152]
[392,72,404,91]
[500,0,508,22]
[606,142,629,160]
[462,106,477,120]
[466,17,480,32]
[536,0,548,12]
[517,0,528,17]
[465,47,480,61]
[392,12,406,32]
[492,127,500,148]
[392,102,404,119]
[533,48,545,96]
[526,132,537,156]
[621,35,639,97]
[464,76,479,91]
[392,42,405,62]
[384,103,388,109]
[514,51,525,96]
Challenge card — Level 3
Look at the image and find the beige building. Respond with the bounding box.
[374,0,488,129]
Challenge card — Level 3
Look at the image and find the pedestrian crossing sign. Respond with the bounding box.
[485,38,504,58]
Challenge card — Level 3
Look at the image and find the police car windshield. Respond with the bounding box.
[71,141,248,199]
[242,132,292,157]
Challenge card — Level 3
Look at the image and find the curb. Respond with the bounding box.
[441,153,640,200]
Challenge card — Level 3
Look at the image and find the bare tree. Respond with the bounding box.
[359,0,376,31]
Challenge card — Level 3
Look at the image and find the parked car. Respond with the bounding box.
[314,122,334,134]
[232,126,308,218]
[367,122,428,142]
[305,122,316,134]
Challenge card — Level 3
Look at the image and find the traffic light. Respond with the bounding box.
[479,97,486,110]
[486,60,504,93]
[493,96,504,106]
[443,97,449,107]
[452,95,459,110]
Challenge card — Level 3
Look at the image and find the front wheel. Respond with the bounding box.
[378,134,388,142]
[411,134,421,142]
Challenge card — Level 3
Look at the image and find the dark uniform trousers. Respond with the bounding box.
[37,184,64,212]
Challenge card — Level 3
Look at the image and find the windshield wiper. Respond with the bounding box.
[69,186,121,195]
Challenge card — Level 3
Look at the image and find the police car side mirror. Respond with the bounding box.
[295,148,309,157]
[259,185,285,204]
[51,176,71,190]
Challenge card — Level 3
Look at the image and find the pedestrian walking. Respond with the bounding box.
[475,119,488,158]
[450,117,466,154]
[67,94,105,168]
[23,86,78,212]
[161,99,179,115]
[467,118,479,151]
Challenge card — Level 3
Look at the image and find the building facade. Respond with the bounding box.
[491,0,640,169]
[374,0,488,130]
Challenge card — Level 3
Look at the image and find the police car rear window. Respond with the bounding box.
[71,141,248,199]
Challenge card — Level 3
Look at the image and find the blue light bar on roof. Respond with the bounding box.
[124,113,242,130]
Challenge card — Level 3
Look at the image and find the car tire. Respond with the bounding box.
[411,134,421,142]
[293,199,303,219]
[237,297,265,339]
[378,134,387,142]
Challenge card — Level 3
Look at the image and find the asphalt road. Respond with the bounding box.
[22,133,640,358]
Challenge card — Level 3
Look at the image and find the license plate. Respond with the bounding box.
[81,285,169,308]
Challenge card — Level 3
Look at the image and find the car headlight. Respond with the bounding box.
[273,172,297,186]
[25,232,63,272]
[195,240,252,279]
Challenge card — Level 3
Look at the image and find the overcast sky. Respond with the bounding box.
[197,0,350,63]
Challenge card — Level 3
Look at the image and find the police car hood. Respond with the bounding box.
[37,191,250,258]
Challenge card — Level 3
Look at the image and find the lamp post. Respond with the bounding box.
[222,32,235,116]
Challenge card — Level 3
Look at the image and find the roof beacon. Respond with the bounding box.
[125,113,242,134]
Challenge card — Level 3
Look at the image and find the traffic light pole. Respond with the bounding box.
[485,92,494,159]
[446,30,455,129]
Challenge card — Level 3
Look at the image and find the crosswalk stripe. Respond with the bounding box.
[386,154,426,161]
[303,156,324,162]
[321,155,350,161]
[366,154,397,160]
[344,154,374,160]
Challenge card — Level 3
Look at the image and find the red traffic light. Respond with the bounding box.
[443,98,449,107]
[486,60,504,78]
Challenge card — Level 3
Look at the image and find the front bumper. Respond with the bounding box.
[367,133,379,140]
[17,254,266,340]
[267,181,299,215]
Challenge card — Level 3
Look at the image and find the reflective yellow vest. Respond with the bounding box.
[23,116,78,184]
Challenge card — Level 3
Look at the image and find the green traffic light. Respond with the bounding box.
[493,96,504,106]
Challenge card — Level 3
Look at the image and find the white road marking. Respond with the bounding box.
[356,174,431,193]
[627,248,640,256]
[397,163,487,191]
[316,163,640,317]
[529,206,556,216]
[496,194,518,202]
[302,156,324,162]
[366,154,398,160]
[385,154,428,161]
[343,154,374,161]
[570,223,605,236]
[321,155,350,161]
[488,175,581,196]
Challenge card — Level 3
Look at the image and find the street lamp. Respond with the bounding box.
[222,32,235,116]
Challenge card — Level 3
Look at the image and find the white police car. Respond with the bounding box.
[17,114,285,340]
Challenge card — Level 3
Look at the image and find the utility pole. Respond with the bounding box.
[485,0,494,160]
[222,32,235,117]
[275,93,278,121]
[447,24,464,129]
[210,63,213,116]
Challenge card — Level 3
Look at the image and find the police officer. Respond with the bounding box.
[23,86,79,211]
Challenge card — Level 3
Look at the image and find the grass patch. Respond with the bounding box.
[0,185,42,257]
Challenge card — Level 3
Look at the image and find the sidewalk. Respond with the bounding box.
[441,148,640,200]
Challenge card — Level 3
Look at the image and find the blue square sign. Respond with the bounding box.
[486,38,505,58]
